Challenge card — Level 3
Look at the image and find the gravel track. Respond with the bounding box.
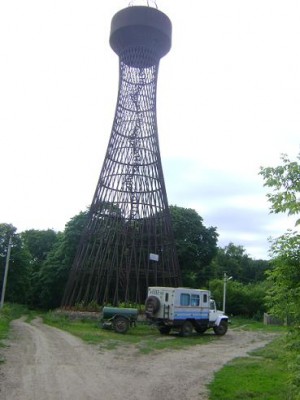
[0,318,277,400]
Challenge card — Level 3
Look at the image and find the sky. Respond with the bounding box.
[0,0,299,260]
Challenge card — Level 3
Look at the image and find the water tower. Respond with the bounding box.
[62,3,181,306]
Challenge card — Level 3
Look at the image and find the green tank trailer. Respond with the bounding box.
[101,306,138,334]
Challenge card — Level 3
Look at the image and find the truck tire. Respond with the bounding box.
[213,320,228,336]
[159,326,171,335]
[113,316,130,334]
[195,326,207,334]
[145,296,160,314]
[179,321,194,337]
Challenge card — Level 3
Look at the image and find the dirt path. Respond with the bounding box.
[0,318,277,400]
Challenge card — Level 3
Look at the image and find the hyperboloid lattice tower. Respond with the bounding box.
[62,4,181,307]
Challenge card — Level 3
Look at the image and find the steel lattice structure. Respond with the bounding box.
[62,5,181,307]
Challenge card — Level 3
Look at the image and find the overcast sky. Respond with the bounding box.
[1,0,299,260]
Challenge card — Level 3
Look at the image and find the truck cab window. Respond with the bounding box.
[191,294,200,306]
[180,293,190,306]
[165,293,169,302]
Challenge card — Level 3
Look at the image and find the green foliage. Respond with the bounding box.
[209,279,269,318]
[265,231,300,324]
[169,205,218,287]
[0,224,32,304]
[21,229,58,264]
[43,311,215,352]
[229,316,287,333]
[261,153,300,322]
[260,153,300,325]
[0,303,29,347]
[261,151,300,396]
[73,301,101,312]
[117,302,144,311]
[0,226,60,308]
[209,336,290,400]
[37,211,88,309]
[0,224,15,257]
[0,212,88,309]
[285,329,300,400]
[209,244,271,319]
[210,329,297,399]
[260,152,300,224]
[211,243,270,283]
[1,209,270,313]
[20,229,59,307]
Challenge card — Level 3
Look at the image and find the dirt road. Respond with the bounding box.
[0,318,277,400]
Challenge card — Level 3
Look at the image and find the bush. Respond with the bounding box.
[209,279,269,318]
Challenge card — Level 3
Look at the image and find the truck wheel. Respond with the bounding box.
[113,316,130,334]
[213,321,228,336]
[195,327,207,334]
[159,326,171,335]
[180,321,193,337]
[145,296,160,314]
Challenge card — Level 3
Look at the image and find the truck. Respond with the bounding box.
[145,286,229,336]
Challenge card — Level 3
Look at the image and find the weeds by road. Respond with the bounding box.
[208,335,290,400]
[0,305,290,399]
[43,310,218,353]
[43,311,291,399]
[0,304,29,351]
[1,315,279,400]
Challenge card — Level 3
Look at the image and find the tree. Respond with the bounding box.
[261,153,300,396]
[260,152,300,324]
[209,278,269,318]
[211,243,270,283]
[0,224,15,257]
[265,231,300,324]
[211,243,249,280]
[0,223,31,304]
[21,229,58,264]
[37,211,88,309]
[169,206,218,287]
[260,152,300,225]
[20,229,59,307]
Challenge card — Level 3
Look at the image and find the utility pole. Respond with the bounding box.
[0,236,13,309]
[223,272,232,313]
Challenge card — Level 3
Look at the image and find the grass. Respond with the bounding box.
[229,316,287,333]
[42,311,216,353]
[0,303,33,363]
[42,313,289,355]
[1,307,293,397]
[207,317,291,399]
[44,313,294,398]
[0,303,29,344]
[208,335,290,400]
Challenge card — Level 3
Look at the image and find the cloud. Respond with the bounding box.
[1,0,299,263]
[163,158,297,259]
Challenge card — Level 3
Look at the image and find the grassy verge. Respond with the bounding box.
[44,313,293,397]
[42,311,216,353]
[2,308,293,397]
[208,334,290,400]
[229,316,287,333]
[43,313,288,355]
[0,304,29,343]
[0,303,32,362]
